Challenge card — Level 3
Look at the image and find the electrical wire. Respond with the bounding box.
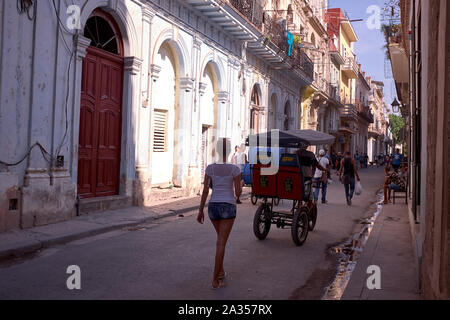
[1,0,75,168]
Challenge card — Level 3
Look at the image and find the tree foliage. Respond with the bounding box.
[389,114,405,142]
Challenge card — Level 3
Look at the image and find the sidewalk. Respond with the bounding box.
[0,189,250,261]
[342,202,422,300]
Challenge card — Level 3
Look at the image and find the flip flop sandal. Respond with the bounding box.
[211,280,227,289]
[218,272,227,280]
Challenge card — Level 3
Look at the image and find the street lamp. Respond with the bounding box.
[391,98,401,113]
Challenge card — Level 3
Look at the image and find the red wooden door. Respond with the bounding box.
[78,47,124,198]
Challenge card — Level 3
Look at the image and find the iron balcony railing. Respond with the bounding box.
[342,56,358,75]
[292,46,314,80]
[329,84,339,101]
[341,104,358,118]
[358,106,375,123]
[262,15,314,80]
[229,0,264,29]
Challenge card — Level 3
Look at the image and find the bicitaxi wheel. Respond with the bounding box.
[308,204,317,231]
[253,204,272,240]
[291,207,309,246]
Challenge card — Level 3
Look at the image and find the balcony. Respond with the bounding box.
[342,56,358,78]
[358,106,375,123]
[330,42,344,65]
[341,103,358,120]
[185,0,314,83]
[313,73,329,95]
[329,84,339,102]
[229,0,263,29]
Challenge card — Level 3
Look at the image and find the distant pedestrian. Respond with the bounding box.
[331,152,337,170]
[230,145,239,165]
[392,148,403,171]
[335,151,343,173]
[378,154,383,168]
[235,144,247,204]
[339,151,361,206]
[313,149,330,204]
[355,152,360,168]
[197,138,242,289]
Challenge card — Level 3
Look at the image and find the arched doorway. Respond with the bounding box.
[250,84,262,134]
[284,101,291,130]
[151,41,179,186]
[77,9,124,198]
[270,93,277,129]
[200,62,219,180]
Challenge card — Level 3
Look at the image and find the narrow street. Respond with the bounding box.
[0,167,385,300]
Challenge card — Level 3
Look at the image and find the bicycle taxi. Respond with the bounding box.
[246,129,335,246]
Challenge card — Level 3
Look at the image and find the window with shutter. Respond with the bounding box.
[153,109,168,152]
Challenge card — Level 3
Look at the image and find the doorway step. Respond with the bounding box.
[78,195,132,215]
[147,187,190,204]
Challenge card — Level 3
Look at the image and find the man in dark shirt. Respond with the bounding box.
[296,146,327,201]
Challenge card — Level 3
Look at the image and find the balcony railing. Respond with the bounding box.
[329,84,339,101]
[229,0,263,29]
[262,16,314,80]
[342,56,358,77]
[295,47,314,80]
[262,15,287,51]
[341,104,358,118]
[313,73,330,95]
[358,106,374,123]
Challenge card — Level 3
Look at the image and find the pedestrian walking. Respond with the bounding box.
[331,152,337,170]
[235,144,247,204]
[392,148,403,171]
[230,145,240,165]
[313,149,330,204]
[378,154,384,167]
[197,138,242,289]
[335,151,343,173]
[339,151,361,206]
[355,152,360,169]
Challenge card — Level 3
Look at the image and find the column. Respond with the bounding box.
[123,56,143,196]
[70,35,91,183]
[175,77,194,187]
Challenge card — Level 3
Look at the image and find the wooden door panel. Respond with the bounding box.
[78,48,123,198]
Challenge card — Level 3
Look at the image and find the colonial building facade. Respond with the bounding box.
[0,0,386,233]
[0,0,318,231]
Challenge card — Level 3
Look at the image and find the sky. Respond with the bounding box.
[327,0,396,112]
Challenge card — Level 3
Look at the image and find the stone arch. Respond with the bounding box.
[250,83,263,134]
[79,0,139,57]
[200,52,226,92]
[152,28,190,78]
[284,100,292,130]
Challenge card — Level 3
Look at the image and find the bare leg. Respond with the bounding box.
[210,220,224,279]
[212,219,235,288]
[383,185,389,204]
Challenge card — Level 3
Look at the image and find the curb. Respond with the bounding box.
[0,192,251,261]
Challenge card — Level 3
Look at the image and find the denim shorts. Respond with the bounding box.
[390,183,402,191]
[208,202,236,220]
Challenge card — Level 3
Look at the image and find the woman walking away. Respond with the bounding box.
[197,138,242,289]
[339,151,361,206]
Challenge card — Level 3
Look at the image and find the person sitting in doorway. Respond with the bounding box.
[383,165,406,204]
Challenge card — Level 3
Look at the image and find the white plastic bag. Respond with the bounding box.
[355,181,363,196]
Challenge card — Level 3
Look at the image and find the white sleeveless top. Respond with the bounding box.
[205,163,241,204]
